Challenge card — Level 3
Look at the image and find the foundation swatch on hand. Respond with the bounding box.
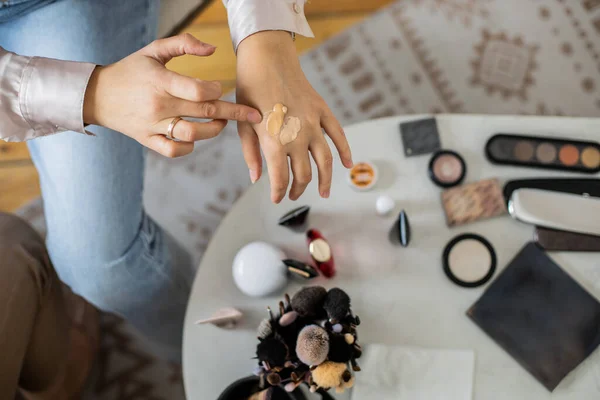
[263,103,302,145]
[280,117,301,145]
[265,103,288,136]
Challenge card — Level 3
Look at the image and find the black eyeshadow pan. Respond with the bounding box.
[468,242,600,391]
[399,118,442,157]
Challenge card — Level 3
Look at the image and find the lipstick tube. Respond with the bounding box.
[306,229,335,278]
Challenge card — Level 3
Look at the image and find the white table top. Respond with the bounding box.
[183,114,600,400]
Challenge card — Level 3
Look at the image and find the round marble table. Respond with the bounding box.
[183,115,600,399]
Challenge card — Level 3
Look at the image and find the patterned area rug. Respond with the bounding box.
[17,0,600,398]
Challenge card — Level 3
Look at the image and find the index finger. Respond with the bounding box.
[179,100,263,124]
[321,111,353,168]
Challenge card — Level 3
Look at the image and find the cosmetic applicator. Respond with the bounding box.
[257,336,289,366]
[323,288,351,323]
[311,361,355,393]
[296,325,330,366]
[291,286,327,317]
[327,333,354,363]
[279,311,299,327]
[257,318,273,339]
[252,286,362,394]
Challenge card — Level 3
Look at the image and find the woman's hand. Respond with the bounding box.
[83,34,262,158]
[236,31,353,203]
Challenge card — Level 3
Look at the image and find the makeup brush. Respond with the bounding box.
[284,380,302,392]
[279,311,299,327]
[266,372,281,386]
[291,286,327,317]
[296,325,329,366]
[323,288,351,323]
[350,358,361,372]
[256,337,288,366]
[285,293,291,309]
[311,361,354,393]
[327,333,353,363]
[279,301,286,317]
[344,333,355,344]
[257,318,273,339]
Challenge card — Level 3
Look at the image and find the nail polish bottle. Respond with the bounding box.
[307,229,336,278]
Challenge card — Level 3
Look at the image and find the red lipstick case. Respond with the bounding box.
[306,229,335,278]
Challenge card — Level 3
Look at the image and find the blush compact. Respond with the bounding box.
[442,233,497,288]
[428,150,467,188]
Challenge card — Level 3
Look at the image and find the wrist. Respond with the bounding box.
[83,66,101,126]
[237,30,298,61]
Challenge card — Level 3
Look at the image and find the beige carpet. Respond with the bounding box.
[18,0,600,398]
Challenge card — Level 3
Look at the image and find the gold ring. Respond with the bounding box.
[166,117,182,140]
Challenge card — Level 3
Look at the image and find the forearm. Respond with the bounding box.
[236,31,303,110]
[0,46,95,142]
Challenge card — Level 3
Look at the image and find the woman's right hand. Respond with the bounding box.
[83,33,262,158]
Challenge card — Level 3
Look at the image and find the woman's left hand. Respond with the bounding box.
[235,31,353,204]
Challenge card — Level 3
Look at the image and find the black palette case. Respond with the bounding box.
[468,242,600,391]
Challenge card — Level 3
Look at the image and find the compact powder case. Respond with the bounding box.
[442,233,497,288]
[399,117,442,157]
[485,134,600,173]
[347,161,378,191]
[428,150,467,188]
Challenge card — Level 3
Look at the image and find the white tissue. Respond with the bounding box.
[352,344,475,400]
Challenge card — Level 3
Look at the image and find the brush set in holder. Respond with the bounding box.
[253,286,362,395]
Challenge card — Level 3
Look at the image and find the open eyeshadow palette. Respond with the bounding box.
[486,134,600,173]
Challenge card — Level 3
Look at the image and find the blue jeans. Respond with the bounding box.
[0,0,193,362]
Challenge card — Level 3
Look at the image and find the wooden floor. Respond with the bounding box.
[0,0,393,212]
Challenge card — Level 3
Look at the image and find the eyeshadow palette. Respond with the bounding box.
[399,118,442,157]
[485,134,600,173]
[468,242,600,391]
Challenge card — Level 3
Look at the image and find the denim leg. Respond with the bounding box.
[0,0,193,362]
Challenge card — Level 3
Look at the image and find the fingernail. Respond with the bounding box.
[321,190,330,199]
[249,169,259,183]
[248,111,262,124]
